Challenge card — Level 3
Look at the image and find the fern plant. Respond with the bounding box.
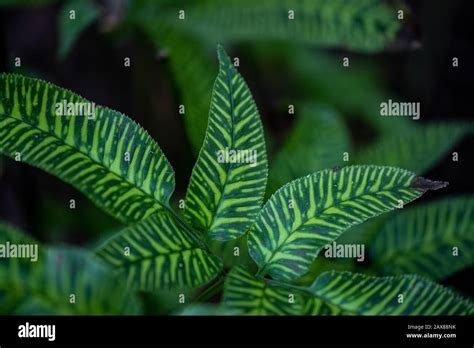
[0,46,473,316]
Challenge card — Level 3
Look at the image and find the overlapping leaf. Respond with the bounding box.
[222,267,304,315]
[0,224,140,315]
[125,2,217,154]
[295,257,357,287]
[279,47,412,134]
[127,0,410,153]
[33,247,141,315]
[184,46,268,241]
[310,271,474,315]
[223,267,474,316]
[96,212,223,291]
[0,74,175,223]
[371,196,474,280]
[158,30,216,154]
[343,123,472,246]
[57,0,99,59]
[267,103,350,196]
[303,296,348,315]
[353,123,473,174]
[208,235,255,269]
[248,165,447,282]
[156,0,406,53]
[0,223,39,313]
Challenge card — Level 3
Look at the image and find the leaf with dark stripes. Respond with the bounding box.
[222,266,304,315]
[303,296,348,315]
[0,74,175,223]
[0,222,39,313]
[127,0,411,154]
[371,196,474,280]
[339,124,472,246]
[154,0,408,53]
[184,45,268,241]
[309,271,474,315]
[32,247,141,315]
[248,165,447,282]
[0,224,140,315]
[353,123,473,175]
[267,103,350,196]
[96,212,223,291]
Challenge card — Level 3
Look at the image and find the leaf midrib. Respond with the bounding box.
[206,63,237,236]
[0,111,172,219]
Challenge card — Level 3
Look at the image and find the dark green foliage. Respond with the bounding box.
[0,0,472,315]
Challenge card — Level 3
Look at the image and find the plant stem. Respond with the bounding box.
[267,279,309,294]
[255,266,267,279]
[195,272,226,303]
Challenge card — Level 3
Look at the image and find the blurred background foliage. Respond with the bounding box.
[0,0,473,309]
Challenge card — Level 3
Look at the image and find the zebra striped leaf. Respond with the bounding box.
[248,165,447,282]
[184,45,268,241]
[0,223,39,313]
[320,125,472,248]
[267,103,350,196]
[371,196,474,280]
[310,271,474,315]
[353,123,473,174]
[0,74,175,223]
[96,212,223,291]
[156,0,407,53]
[128,0,409,153]
[0,224,140,315]
[30,247,141,315]
[303,296,348,315]
[222,266,304,315]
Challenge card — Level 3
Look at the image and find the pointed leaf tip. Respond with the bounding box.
[216,44,231,64]
[410,176,449,192]
[185,42,267,241]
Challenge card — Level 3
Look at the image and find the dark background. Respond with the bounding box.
[0,0,473,296]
